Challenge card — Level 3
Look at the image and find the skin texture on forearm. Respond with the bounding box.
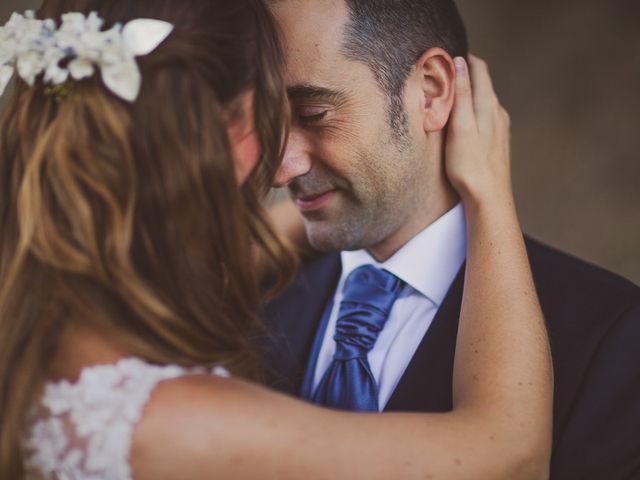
[455,195,553,459]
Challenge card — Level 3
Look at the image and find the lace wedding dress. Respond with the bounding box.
[24,358,230,480]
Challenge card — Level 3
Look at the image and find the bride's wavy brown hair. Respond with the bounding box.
[0,0,296,476]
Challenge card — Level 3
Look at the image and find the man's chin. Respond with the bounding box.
[304,220,365,253]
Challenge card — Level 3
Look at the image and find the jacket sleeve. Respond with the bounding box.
[551,303,640,480]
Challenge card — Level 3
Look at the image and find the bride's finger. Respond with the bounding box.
[451,57,477,133]
[468,55,499,114]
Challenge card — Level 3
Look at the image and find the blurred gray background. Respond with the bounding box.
[2,0,638,284]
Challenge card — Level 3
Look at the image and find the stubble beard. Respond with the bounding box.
[302,150,415,253]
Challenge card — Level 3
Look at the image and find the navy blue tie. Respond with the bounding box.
[312,265,404,411]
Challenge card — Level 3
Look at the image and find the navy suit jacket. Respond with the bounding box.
[262,237,640,479]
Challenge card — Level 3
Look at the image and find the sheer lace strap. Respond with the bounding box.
[25,358,229,480]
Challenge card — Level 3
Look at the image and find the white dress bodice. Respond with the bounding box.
[24,358,230,480]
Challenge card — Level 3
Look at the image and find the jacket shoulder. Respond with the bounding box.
[525,236,640,314]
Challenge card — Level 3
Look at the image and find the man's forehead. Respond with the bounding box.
[271,0,350,86]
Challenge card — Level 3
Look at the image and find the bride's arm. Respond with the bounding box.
[447,55,553,453]
[132,57,552,480]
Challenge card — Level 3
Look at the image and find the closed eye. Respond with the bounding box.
[295,105,329,125]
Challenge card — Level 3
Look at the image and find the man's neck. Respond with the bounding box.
[367,187,459,263]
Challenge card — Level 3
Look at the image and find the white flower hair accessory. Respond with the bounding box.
[0,10,174,102]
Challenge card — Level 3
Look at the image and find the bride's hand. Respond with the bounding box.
[445,55,513,206]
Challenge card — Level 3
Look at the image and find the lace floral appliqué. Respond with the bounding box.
[24,358,229,480]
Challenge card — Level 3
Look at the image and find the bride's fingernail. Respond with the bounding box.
[454,57,466,73]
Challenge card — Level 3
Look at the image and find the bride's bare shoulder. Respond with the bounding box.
[129,373,333,480]
[130,374,260,479]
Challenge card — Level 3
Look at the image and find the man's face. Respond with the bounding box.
[273,0,431,253]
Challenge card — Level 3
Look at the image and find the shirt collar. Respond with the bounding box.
[340,203,467,307]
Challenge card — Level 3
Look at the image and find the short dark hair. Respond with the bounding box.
[341,0,468,136]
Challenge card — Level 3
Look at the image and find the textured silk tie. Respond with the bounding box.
[312,264,405,411]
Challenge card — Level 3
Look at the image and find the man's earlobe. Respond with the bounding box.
[417,48,456,133]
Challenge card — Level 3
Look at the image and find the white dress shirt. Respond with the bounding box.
[312,203,467,410]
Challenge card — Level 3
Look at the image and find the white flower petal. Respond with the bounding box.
[79,30,105,51]
[44,62,64,84]
[122,19,173,56]
[60,12,86,34]
[54,30,78,51]
[68,58,94,80]
[86,12,105,32]
[16,51,42,86]
[0,65,15,96]
[7,12,25,26]
[43,18,56,32]
[0,48,13,67]
[101,60,141,102]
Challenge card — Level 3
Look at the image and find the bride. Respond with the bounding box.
[0,0,552,479]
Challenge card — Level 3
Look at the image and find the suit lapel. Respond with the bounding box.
[262,253,342,395]
[384,266,465,412]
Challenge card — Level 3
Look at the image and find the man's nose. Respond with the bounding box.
[273,131,312,188]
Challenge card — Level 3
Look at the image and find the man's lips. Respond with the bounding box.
[294,190,337,212]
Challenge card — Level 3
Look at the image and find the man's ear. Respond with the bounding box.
[414,48,456,133]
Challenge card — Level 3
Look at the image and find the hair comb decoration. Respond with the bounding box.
[0,10,174,102]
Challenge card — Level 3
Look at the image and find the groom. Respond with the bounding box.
[262,0,640,478]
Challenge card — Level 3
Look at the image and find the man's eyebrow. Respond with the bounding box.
[287,84,347,104]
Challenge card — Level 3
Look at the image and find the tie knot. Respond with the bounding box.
[333,265,404,360]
